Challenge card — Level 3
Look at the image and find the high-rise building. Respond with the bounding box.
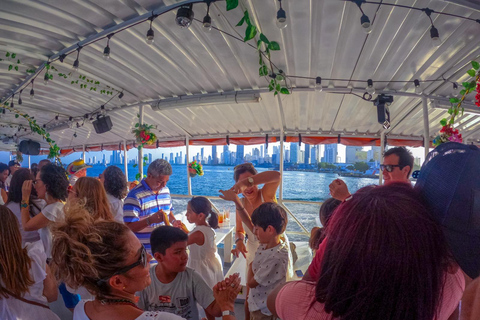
[148,153,152,164]
[223,145,230,165]
[212,145,217,164]
[324,144,338,163]
[304,144,310,164]
[201,148,204,164]
[290,143,298,164]
[260,145,264,158]
[236,145,244,164]
[367,146,382,162]
[311,146,318,164]
[169,153,174,163]
[179,151,183,165]
[345,146,363,164]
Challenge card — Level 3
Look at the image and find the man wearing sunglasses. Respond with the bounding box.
[330,147,414,201]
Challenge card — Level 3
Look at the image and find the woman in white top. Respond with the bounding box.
[102,166,128,223]
[0,205,59,320]
[68,176,115,221]
[50,203,184,320]
[21,164,69,259]
[6,168,44,246]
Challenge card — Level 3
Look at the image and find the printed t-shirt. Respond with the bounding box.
[138,265,214,320]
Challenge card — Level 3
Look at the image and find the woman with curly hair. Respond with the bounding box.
[0,205,58,320]
[20,164,68,258]
[102,166,128,223]
[68,176,115,222]
[50,204,186,320]
[6,168,45,245]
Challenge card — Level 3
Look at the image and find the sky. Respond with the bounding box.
[0,142,429,166]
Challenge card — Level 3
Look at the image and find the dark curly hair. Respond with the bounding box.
[40,164,69,201]
[103,166,127,200]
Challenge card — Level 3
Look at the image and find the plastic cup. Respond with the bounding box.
[218,211,224,224]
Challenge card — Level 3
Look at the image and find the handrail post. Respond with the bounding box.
[422,97,430,159]
[124,140,128,181]
[186,136,192,196]
[138,105,144,179]
[279,129,284,202]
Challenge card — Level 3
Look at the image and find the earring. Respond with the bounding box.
[123,286,126,290]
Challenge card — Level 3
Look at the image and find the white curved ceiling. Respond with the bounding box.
[0,0,480,151]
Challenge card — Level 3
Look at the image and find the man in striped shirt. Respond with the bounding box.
[123,159,173,253]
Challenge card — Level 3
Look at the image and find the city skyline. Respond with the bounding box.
[0,142,428,168]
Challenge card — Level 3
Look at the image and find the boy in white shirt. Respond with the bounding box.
[247,202,289,320]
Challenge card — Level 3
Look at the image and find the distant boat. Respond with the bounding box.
[338,172,379,179]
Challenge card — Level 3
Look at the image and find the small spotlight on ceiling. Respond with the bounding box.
[146,16,155,45]
[366,79,375,95]
[176,4,194,28]
[361,14,372,34]
[414,79,422,94]
[315,77,322,92]
[276,0,287,29]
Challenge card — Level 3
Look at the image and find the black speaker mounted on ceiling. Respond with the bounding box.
[19,140,40,155]
[92,115,113,134]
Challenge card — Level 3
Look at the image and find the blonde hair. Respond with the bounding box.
[51,204,130,298]
[0,206,33,297]
[74,177,113,221]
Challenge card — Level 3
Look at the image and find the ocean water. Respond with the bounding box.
[88,164,378,240]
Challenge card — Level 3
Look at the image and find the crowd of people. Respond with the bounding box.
[1,142,480,320]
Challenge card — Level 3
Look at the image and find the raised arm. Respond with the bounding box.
[232,171,280,201]
[219,189,254,233]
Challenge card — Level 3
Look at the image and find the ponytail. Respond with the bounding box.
[189,196,219,229]
[207,208,219,229]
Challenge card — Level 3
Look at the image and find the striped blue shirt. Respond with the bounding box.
[123,179,172,252]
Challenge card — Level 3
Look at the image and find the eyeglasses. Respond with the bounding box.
[96,245,147,285]
[380,164,404,172]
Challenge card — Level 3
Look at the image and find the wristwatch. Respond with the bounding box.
[247,177,254,186]
[222,310,235,317]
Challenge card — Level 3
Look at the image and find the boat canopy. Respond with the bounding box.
[1,0,480,153]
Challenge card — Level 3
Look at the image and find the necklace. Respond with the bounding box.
[100,298,141,310]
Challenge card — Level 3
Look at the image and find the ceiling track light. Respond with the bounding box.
[118,91,124,99]
[100,105,106,116]
[176,4,194,28]
[18,90,22,105]
[10,95,14,109]
[203,1,212,33]
[423,8,441,47]
[146,15,155,45]
[29,80,34,99]
[72,47,81,71]
[315,76,323,92]
[59,54,66,63]
[103,34,113,60]
[366,79,375,95]
[414,79,422,94]
[276,0,287,29]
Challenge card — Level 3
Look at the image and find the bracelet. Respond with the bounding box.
[235,238,244,244]
[236,206,246,211]
[21,200,29,208]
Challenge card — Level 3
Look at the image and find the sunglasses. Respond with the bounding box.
[96,245,147,285]
[379,164,404,172]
